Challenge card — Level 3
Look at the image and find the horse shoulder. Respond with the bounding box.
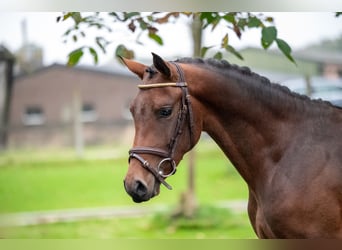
[259,149,342,238]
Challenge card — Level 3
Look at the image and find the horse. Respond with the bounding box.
[122,53,342,238]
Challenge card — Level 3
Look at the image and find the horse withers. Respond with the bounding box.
[122,53,342,238]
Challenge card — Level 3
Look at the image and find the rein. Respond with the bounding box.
[128,62,194,190]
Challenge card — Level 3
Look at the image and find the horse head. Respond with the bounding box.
[122,53,202,202]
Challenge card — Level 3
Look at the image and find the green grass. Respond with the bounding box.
[0,140,248,213]
[1,206,256,239]
[0,157,130,212]
[0,140,255,238]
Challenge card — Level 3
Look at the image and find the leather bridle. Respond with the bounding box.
[128,62,194,190]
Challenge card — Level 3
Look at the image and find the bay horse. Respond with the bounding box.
[122,53,342,238]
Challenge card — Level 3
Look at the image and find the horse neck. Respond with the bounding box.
[185,64,301,187]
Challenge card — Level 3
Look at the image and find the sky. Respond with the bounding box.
[0,12,341,67]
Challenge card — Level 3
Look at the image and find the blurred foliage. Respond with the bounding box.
[152,205,238,230]
[57,12,295,65]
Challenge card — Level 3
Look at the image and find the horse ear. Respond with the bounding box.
[152,53,171,78]
[119,56,146,80]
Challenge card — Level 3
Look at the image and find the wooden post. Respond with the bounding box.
[0,47,15,150]
[305,75,313,97]
[175,14,202,218]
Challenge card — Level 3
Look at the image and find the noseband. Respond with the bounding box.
[128,62,194,190]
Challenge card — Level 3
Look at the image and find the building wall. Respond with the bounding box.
[8,64,139,148]
[322,64,342,79]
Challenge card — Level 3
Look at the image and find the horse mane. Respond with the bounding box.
[175,57,338,110]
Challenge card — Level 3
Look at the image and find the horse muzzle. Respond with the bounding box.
[123,178,157,203]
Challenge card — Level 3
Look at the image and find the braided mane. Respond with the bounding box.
[175,57,337,109]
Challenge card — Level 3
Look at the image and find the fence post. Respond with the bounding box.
[0,46,15,150]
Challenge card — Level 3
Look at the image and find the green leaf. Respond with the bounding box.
[63,28,73,37]
[88,47,98,64]
[265,16,274,23]
[67,48,84,66]
[95,37,107,54]
[63,12,73,21]
[200,12,215,23]
[276,38,296,64]
[210,17,221,31]
[223,13,235,24]
[124,12,140,20]
[71,12,82,25]
[200,46,214,58]
[261,26,277,49]
[221,33,229,48]
[237,18,247,30]
[248,16,262,28]
[115,44,134,59]
[213,52,222,60]
[148,33,163,45]
[200,12,219,29]
[225,45,244,60]
[115,44,126,57]
[138,19,148,30]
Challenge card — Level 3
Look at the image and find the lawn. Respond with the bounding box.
[1,206,256,238]
[0,139,255,238]
[0,139,248,212]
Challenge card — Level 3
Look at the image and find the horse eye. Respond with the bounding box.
[158,107,172,118]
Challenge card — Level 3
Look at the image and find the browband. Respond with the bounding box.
[138,82,187,89]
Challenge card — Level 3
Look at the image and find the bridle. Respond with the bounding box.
[128,62,194,190]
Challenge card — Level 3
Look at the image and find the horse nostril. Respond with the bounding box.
[134,180,147,197]
[124,178,150,202]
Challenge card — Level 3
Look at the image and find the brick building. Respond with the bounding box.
[9,63,139,148]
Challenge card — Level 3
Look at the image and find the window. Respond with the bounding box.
[23,106,45,125]
[81,103,97,123]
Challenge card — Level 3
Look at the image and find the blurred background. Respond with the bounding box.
[0,12,341,238]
